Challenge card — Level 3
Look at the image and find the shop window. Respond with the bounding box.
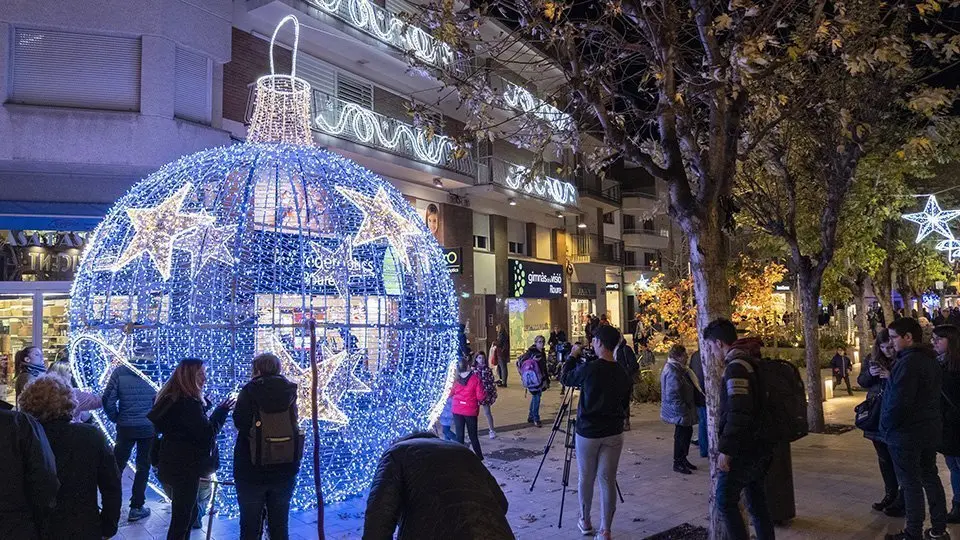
[602,212,615,224]
[509,241,524,255]
[473,235,488,250]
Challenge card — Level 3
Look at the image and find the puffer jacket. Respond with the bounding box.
[233,374,301,484]
[362,434,513,540]
[0,409,59,540]
[660,360,700,427]
[39,419,121,540]
[450,372,486,416]
[880,345,942,449]
[718,341,767,457]
[102,365,157,438]
[148,395,230,482]
[940,358,960,456]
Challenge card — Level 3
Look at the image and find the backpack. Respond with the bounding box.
[519,353,542,391]
[729,357,808,444]
[616,344,640,378]
[249,395,304,467]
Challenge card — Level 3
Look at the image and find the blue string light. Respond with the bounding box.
[68,142,460,515]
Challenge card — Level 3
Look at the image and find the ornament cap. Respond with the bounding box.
[247,15,314,146]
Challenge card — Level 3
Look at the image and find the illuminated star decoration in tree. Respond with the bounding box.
[111,183,214,279]
[178,219,238,278]
[336,186,421,270]
[903,195,960,243]
[936,240,960,263]
[634,275,651,292]
[306,236,374,297]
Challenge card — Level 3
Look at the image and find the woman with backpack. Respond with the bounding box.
[857,329,903,516]
[474,351,499,439]
[450,354,487,459]
[934,325,960,523]
[518,336,548,427]
[148,358,234,540]
[233,353,302,539]
[660,344,703,474]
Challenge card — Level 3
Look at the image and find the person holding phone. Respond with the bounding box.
[148,358,235,540]
[858,329,903,516]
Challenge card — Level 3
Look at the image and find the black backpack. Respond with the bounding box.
[249,395,304,467]
[730,357,809,444]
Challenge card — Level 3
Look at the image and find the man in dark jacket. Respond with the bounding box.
[831,347,854,396]
[703,318,774,540]
[0,409,59,540]
[362,432,512,540]
[615,337,639,431]
[102,363,157,522]
[233,353,302,540]
[881,318,948,540]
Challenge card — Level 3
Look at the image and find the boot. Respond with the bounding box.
[682,458,698,470]
[673,460,692,475]
[947,502,960,524]
[884,492,906,517]
[873,492,897,511]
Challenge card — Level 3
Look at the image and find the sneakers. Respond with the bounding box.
[873,493,897,511]
[128,506,151,522]
[534,420,543,428]
[192,514,203,530]
[673,461,692,475]
[578,519,595,535]
[884,499,906,517]
[489,429,497,440]
[885,532,920,540]
[925,529,951,540]
[594,530,612,540]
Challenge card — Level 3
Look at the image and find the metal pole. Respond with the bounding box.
[309,319,326,540]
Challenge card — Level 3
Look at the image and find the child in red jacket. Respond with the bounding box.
[450,354,487,460]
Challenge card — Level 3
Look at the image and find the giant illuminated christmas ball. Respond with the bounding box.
[68,16,459,514]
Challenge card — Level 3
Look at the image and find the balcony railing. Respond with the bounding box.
[623,228,669,238]
[311,91,476,176]
[481,157,579,208]
[622,187,658,200]
[305,0,468,75]
[502,81,573,132]
[579,184,622,205]
[570,233,624,265]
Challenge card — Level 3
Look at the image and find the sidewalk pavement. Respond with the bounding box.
[116,367,957,540]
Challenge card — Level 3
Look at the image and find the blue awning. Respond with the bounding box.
[0,201,111,231]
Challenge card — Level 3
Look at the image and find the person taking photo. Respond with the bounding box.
[561,324,632,540]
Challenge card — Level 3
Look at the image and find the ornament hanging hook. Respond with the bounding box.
[270,15,301,78]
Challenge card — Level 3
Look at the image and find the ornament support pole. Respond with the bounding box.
[309,318,326,539]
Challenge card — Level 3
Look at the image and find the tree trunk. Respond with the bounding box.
[875,257,895,326]
[685,215,732,540]
[798,270,826,433]
[854,278,871,364]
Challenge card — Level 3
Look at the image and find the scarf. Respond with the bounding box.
[20,363,46,378]
[667,359,703,396]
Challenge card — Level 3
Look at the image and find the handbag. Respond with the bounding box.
[855,391,882,432]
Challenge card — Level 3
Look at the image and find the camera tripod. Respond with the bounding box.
[529,385,624,528]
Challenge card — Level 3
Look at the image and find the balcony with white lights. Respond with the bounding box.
[501,80,574,133]
[477,157,579,211]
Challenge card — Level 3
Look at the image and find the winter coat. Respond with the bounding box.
[438,397,454,427]
[148,395,230,482]
[362,434,513,540]
[940,360,960,456]
[857,353,890,442]
[475,365,498,406]
[689,350,706,391]
[102,365,157,438]
[232,375,301,485]
[880,345,942,449]
[0,409,59,540]
[830,354,852,376]
[660,360,701,427]
[39,419,121,540]
[15,364,45,404]
[517,346,549,392]
[718,342,767,457]
[450,372,486,416]
[615,343,640,382]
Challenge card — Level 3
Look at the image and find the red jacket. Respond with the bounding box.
[450,372,486,416]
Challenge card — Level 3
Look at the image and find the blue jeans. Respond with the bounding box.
[114,434,153,508]
[697,407,708,458]
[715,453,775,540]
[528,391,541,422]
[889,445,947,537]
[497,362,508,385]
[236,477,296,540]
[945,454,960,505]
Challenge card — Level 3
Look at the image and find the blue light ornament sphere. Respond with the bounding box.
[68,143,460,513]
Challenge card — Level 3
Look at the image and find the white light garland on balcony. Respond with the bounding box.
[504,163,578,206]
[313,98,453,165]
[503,83,573,132]
[310,0,454,68]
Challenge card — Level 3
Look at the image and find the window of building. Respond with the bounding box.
[624,251,637,266]
[337,72,374,109]
[473,213,490,252]
[602,212,615,224]
[174,47,211,124]
[11,28,141,111]
[623,214,636,231]
[473,235,488,250]
[642,219,655,232]
[509,241,524,255]
[644,252,659,269]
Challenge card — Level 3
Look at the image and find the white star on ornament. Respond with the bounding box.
[306,237,374,297]
[178,219,238,278]
[112,183,214,280]
[903,195,960,243]
[336,186,421,271]
[936,240,960,263]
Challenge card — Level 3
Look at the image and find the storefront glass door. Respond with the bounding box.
[0,294,34,402]
[42,294,71,363]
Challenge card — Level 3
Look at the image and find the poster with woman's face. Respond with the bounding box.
[415,200,443,243]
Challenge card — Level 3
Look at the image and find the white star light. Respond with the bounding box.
[635,275,651,291]
[903,195,960,243]
[178,220,238,278]
[936,240,960,263]
[336,186,421,271]
[305,237,374,297]
[111,183,214,280]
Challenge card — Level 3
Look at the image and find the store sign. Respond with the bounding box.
[510,259,564,298]
[605,282,621,292]
[775,285,791,292]
[1,245,82,281]
[572,282,597,298]
[443,247,462,274]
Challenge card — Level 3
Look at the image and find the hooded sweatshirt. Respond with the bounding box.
[232,374,301,484]
[450,371,486,417]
